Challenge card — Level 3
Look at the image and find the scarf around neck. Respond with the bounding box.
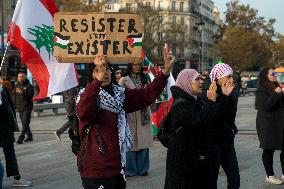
[98,84,133,167]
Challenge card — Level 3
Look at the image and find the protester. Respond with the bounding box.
[76,53,174,189]
[209,63,240,189]
[119,63,152,177]
[0,75,13,97]
[255,68,284,185]
[232,67,242,98]
[0,84,33,187]
[54,87,78,140]
[14,72,34,144]
[200,70,211,99]
[113,65,123,84]
[164,69,217,189]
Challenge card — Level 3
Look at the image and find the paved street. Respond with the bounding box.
[1,96,284,189]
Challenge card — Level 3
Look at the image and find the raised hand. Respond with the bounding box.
[207,81,217,102]
[162,44,175,75]
[221,77,235,96]
[275,87,282,94]
[93,53,108,82]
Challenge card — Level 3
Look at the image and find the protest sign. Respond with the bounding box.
[54,12,143,63]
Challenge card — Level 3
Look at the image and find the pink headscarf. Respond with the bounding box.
[175,69,200,99]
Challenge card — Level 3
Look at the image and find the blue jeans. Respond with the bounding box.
[211,142,240,189]
[0,161,4,189]
[125,149,149,176]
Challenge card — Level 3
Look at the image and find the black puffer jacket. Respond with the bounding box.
[209,86,238,145]
[14,79,34,111]
[164,86,216,189]
[0,86,17,146]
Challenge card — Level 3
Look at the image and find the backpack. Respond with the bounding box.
[157,98,187,148]
[68,114,94,156]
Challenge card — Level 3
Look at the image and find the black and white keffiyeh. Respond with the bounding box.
[76,84,133,167]
[98,84,133,167]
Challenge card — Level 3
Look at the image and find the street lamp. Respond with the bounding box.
[196,20,205,73]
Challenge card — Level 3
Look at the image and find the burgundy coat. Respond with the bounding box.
[76,73,168,178]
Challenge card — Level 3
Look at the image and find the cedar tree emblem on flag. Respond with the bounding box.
[127,33,142,47]
[54,32,70,49]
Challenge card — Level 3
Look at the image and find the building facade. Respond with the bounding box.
[104,0,218,72]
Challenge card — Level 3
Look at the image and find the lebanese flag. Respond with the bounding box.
[7,0,78,100]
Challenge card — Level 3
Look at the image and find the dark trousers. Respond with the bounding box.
[81,174,126,189]
[211,142,240,189]
[262,147,284,176]
[2,144,20,177]
[0,161,4,189]
[19,109,32,138]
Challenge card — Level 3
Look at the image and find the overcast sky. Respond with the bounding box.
[214,0,284,35]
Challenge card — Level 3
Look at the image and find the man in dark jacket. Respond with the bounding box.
[54,87,78,140]
[0,84,33,187]
[14,72,34,144]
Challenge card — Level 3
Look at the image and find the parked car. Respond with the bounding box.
[241,79,257,95]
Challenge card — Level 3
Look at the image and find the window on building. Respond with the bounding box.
[180,2,184,12]
[126,3,131,11]
[172,16,176,24]
[158,32,162,41]
[145,2,151,7]
[172,1,176,11]
[180,46,184,58]
[158,1,162,10]
[180,17,184,25]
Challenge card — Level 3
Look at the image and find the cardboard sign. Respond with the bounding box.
[54,12,143,63]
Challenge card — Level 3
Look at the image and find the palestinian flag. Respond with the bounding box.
[142,54,175,137]
[54,32,70,49]
[127,33,142,47]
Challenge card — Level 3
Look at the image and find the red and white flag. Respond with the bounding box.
[7,0,78,100]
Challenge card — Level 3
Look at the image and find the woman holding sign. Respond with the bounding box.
[255,68,284,185]
[76,51,174,189]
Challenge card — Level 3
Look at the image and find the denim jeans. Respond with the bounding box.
[125,149,149,177]
[211,142,240,189]
[0,161,4,189]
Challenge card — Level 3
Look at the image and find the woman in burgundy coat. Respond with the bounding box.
[76,53,175,189]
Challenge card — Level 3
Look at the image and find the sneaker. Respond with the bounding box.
[281,175,284,181]
[13,178,33,187]
[54,131,61,141]
[266,176,283,185]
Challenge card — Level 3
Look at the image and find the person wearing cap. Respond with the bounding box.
[209,63,240,189]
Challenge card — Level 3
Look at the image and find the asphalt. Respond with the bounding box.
[1,96,284,189]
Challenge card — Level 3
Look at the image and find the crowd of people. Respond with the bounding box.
[1,51,284,189]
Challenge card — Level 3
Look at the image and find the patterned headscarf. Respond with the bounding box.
[175,69,200,99]
[209,63,233,82]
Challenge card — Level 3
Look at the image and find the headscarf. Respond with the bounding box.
[209,63,233,82]
[175,69,200,99]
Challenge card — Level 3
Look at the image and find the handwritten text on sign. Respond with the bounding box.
[54,13,143,63]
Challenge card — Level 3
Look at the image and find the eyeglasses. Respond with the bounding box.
[270,72,277,77]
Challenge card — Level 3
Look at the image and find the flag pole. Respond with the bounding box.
[0,42,10,72]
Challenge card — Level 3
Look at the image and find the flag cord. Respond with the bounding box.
[0,42,10,72]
